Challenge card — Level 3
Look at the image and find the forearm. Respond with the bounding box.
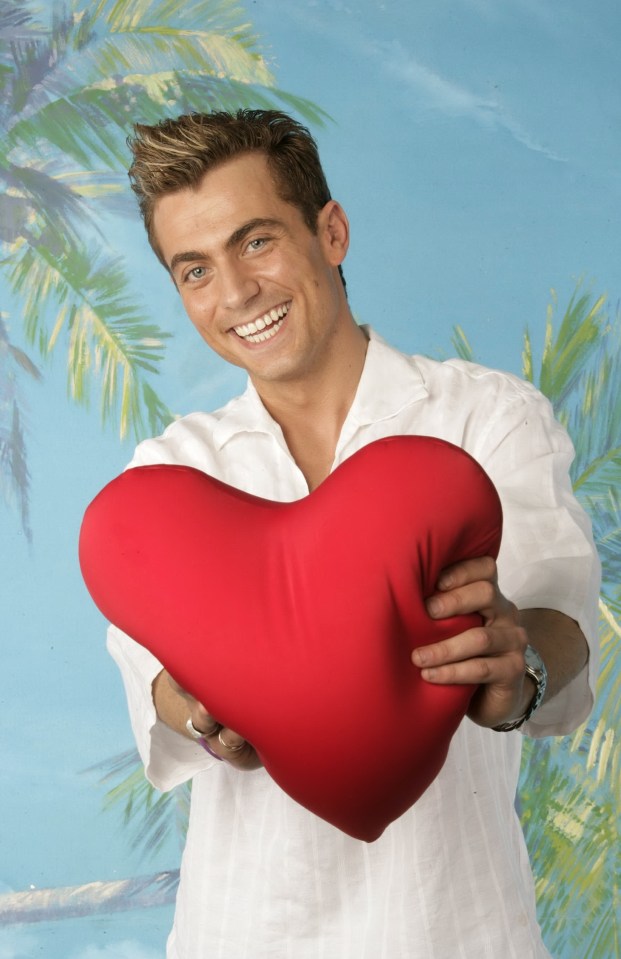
[519,607,589,706]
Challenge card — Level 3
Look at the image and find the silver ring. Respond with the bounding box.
[186,718,221,740]
[186,718,205,740]
[218,730,245,752]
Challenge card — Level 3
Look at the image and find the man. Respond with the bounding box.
[108,110,600,958]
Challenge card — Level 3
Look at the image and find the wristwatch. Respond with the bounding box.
[493,645,548,732]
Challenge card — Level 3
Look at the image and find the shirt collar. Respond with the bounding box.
[346,325,429,427]
[212,325,429,450]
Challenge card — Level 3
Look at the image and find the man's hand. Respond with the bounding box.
[153,670,263,770]
[411,556,534,728]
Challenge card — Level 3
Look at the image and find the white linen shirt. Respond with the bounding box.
[108,328,600,959]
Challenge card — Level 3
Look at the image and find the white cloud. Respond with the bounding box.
[373,40,566,162]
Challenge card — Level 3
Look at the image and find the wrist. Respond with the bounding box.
[493,645,548,732]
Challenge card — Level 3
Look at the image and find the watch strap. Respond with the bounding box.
[493,644,548,732]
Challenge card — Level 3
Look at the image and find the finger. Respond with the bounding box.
[214,730,263,770]
[192,701,217,728]
[417,646,526,687]
[192,712,223,739]
[216,727,247,753]
[426,578,500,619]
[436,556,497,591]
[412,624,527,671]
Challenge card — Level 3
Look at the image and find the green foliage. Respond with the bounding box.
[520,599,621,959]
[450,324,476,362]
[470,285,621,958]
[522,288,605,411]
[91,748,190,860]
[520,288,621,959]
[523,287,621,598]
[0,312,42,541]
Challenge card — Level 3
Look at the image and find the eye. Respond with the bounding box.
[184,265,207,283]
[246,237,268,252]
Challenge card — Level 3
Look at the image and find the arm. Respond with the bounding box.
[153,669,263,770]
[411,556,590,730]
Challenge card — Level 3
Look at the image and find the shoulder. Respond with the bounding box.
[396,350,571,464]
[413,354,547,408]
[127,393,247,470]
[367,328,547,413]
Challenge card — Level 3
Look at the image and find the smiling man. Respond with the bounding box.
[107,110,600,958]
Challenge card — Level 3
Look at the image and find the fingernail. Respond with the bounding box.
[426,596,443,617]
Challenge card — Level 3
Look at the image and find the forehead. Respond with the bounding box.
[152,153,301,261]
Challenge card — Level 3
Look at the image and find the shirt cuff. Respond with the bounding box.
[523,663,593,738]
[107,625,218,791]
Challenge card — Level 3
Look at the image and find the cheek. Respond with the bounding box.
[182,293,215,330]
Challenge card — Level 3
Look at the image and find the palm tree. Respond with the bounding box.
[0,0,327,538]
[454,287,621,958]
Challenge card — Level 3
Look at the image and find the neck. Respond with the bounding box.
[252,320,369,491]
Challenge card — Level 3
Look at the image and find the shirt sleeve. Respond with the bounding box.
[104,432,220,792]
[478,380,601,738]
[107,624,217,791]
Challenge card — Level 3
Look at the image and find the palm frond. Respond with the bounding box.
[2,161,99,246]
[523,292,621,589]
[1,2,72,117]
[6,0,324,179]
[566,309,621,485]
[450,324,476,362]
[523,286,606,410]
[0,313,41,541]
[101,0,256,35]
[88,748,190,860]
[6,237,173,440]
[520,597,621,956]
[7,0,273,156]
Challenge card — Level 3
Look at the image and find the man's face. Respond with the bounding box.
[152,152,349,391]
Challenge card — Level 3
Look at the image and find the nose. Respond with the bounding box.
[217,259,260,311]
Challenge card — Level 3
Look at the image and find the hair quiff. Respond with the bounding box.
[128,109,334,267]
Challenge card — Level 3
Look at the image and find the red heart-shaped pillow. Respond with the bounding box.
[80,436,502,841]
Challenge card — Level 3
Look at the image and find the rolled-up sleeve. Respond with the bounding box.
[480,383,601,737]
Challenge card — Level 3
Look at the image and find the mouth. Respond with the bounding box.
[232,302,290,344]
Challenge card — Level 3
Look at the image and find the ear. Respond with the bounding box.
[318,200,349,267]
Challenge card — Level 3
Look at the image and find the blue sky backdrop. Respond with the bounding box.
[2,0,619,955]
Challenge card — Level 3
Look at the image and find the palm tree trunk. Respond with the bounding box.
[0,869,179,924]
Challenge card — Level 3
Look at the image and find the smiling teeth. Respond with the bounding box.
[234,303,290,342]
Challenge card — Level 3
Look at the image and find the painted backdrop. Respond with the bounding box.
[1,2,619,957]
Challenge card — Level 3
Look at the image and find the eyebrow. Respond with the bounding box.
[226,217,284,249]
[169,217,285,275]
